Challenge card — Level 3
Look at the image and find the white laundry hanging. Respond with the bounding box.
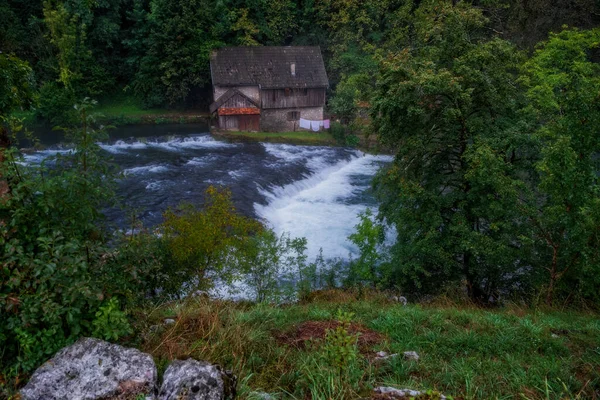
[299,118,311,129]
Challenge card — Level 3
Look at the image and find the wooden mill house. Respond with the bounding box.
[209,46,329,132]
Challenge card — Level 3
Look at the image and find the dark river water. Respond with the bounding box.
[22,123,392,261]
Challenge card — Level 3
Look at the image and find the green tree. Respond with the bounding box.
[347,208,387,287]
[521,28,600,305]
[132,0,226,106]
[0,53,35,199]
[372,1,532,302]
[162,186,263,292]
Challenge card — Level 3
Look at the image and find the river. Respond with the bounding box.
[22,123,392,261]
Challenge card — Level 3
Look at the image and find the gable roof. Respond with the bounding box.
[210,46,328,89]
[209,88,259,113]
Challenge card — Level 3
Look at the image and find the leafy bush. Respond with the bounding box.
[322,310,360,374]
[100,229,169,304]
[35,81,77,126]
[161,186,263,294]
[92,298,133,341]
[347,208,388,288]
[330,121,347,145]
[0,100,129,374]
[237,230,294,302]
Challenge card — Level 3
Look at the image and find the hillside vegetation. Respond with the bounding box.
[131,292,600,399]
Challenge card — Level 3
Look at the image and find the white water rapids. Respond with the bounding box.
[21,126,393,261]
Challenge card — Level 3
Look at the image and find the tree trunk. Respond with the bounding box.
[546,245,559,306]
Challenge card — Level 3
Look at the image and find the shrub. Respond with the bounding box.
[0,100,128,374]
[161,186,263,294]
[347,208,388,288]
[35,81,77,126]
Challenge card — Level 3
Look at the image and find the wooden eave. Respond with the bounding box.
[209,88,260,114]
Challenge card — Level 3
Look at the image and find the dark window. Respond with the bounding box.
[284,88,291,97]
[287,111,300,121]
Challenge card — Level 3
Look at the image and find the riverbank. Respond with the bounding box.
[12,95,210,129]
[127,290,600,399]
[213,129,338,146]
[94,95,210,125]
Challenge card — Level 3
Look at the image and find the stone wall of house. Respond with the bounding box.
[214,85,260,103]
[260,107,323,132]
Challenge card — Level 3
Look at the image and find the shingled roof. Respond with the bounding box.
[210,46,328,89]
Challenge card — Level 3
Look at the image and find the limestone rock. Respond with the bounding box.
[403,351,420,361]
[158,359,234,400]
[20,337,157,400]
[248,391,276,400]
[389,296,407,306]
[374,351,398,362]
[374,386,446,399]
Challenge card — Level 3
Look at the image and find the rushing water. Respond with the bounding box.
[22,123,392,261]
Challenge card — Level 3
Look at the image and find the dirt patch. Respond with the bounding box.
[276,320,385,352]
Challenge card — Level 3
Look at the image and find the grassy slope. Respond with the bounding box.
[131,291,600,400]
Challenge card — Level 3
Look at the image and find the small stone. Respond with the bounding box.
[403,351,420,361]
[374,351,399,362]
[164,318,176,325]
[551,333,559,338]
[374,386,446,399]
[249,391,276,400]
[390,296,408,306]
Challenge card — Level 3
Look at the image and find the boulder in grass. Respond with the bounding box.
[157,359,236,400]
[20,337,157,400]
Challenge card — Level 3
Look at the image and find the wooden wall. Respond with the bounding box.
[261,88,326,109]
[219,115,238,130]
[221,93,256,109]
[218,115,260,131]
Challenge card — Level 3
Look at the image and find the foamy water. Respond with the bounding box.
[256,144,392,259]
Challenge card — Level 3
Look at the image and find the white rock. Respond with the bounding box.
[403,351,420,361]
[390,296,408,306]
[20,337,157,400]
[249,391,276,400]
[164,318,176,325]
[374,351,399,361]
[374,386,446,399]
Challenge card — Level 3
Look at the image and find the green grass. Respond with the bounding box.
[215,130,337,145]
[94,95,209,125]
[130,290,600,400]
[95,95,170,118]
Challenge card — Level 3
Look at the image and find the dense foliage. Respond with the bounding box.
[0,102,128,374]
[2,0,599,119]
[1,0,600,394]
[367,2,600,307]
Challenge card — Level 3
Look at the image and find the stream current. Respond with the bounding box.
[23,123,392,261]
